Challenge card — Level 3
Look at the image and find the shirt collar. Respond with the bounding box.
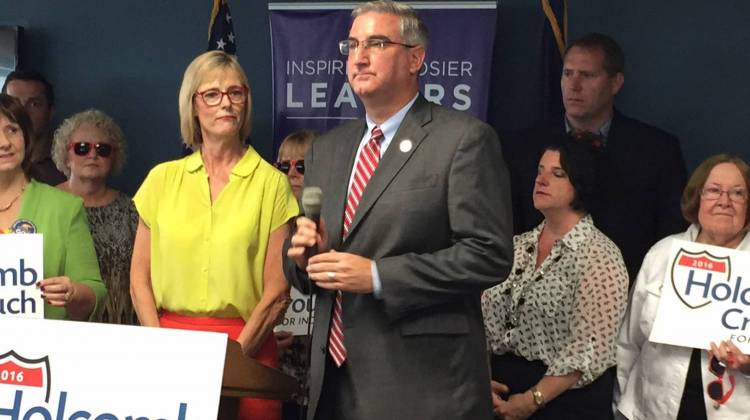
[687,224,750,250]
[559,214,595,251]
[185,147,260,178]
[564,117,612,140]
[523,214,595,252]
[185,150,203,172]
[364,93,419,150]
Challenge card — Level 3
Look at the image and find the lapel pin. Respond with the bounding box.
[399,139,413,153]
[11,219,37,234]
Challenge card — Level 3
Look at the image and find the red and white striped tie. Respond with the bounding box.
[328,126,383,367]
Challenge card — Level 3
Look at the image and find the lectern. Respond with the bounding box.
[218,339,300,419]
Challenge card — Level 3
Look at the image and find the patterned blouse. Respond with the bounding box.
[86,192,139,325]
[482,214,629,387]
[280,336,310,405]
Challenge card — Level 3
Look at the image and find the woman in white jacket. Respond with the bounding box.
[615,154,750,420]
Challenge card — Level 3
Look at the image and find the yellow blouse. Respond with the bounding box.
[133,147,299,320]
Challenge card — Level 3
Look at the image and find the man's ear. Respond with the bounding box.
[409,46,426,75]
[610,72,624,96]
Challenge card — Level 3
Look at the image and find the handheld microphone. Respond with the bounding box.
[299,187,322,420]
[301,187,322,258]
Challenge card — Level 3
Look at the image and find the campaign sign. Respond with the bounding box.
[0,234,43,319]
[274,286,315,336]
[0,318,226,419]
[650,239,750,353]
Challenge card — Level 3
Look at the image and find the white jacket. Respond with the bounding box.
[614,225,750,420]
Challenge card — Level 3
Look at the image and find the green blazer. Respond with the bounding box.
[17,180,105,320]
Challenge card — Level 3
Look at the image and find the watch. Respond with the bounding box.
[530,386,546,408]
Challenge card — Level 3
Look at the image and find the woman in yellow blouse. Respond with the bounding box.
[130,51,298,420]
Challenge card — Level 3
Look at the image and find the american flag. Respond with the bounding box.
[207,0,236,54]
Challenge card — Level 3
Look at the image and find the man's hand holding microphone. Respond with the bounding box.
[287,187,375,294]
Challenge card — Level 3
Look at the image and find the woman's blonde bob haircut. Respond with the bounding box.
[178,51,252,148]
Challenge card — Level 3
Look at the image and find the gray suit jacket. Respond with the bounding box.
[283,96,513,419]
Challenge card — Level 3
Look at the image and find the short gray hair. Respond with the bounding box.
[352,1,429,49]
[52,109,127,177]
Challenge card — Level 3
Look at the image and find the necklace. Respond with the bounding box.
[0,183,26,213]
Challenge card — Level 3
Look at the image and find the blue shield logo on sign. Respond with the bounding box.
[671,248,731,310]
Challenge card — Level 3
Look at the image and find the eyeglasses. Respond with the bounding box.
[701,186,748,203]
[338,38,416,56]
[194,86,248,107]
[274,159,304,175]
[68,142,115,158]
[707,355,736,408]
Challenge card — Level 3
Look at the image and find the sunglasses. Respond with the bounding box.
[274,159,304,174]
[707,355,736,408]
[68,142,115,158]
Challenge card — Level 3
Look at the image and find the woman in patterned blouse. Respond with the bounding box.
[482,133,629,419]
[52,109,138,325]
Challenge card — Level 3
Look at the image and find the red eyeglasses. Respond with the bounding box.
[274,159,304,174]
[707,354,736,408]
[68,142,115,158]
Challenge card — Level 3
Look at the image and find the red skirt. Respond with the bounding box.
[160,311,281,420]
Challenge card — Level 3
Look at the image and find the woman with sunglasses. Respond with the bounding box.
[130,51,298,420]
[482,134,629,420]
[0,94,105,320]
[273,129,315,200]
[616,155,750,420]
[52,109,138,325]
[272,129,316,420]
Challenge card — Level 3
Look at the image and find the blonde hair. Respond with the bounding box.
[51,109,127,177]
[277,129,317,160]
[178,51,252,148]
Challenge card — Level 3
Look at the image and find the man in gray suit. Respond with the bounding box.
[284,2,513,419]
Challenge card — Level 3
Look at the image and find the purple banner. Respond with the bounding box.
[269,3,497,156]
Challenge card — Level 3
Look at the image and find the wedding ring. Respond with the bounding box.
[327,272,336,280]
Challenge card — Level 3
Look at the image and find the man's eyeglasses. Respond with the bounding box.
[68,142,115,158]
[274,159,304,175]
[194,86,248,107]
[701,186,748,203]
[707,354,736,409]
[338,38,416,56]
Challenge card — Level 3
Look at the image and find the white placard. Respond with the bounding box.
[274,287,314,336]
[650,239,750,353]
[0,318,226,419]
[0,234,43,318]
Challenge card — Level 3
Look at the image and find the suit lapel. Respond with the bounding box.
[344,97,431,242]
[328,120,367,248]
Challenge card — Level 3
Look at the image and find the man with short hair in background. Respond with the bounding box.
[504,32,687,282]
[2,69,66,185]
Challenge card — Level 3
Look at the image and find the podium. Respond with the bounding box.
[218,339,300,419]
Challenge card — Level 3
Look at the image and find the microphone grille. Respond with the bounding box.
[301,187,322,214]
